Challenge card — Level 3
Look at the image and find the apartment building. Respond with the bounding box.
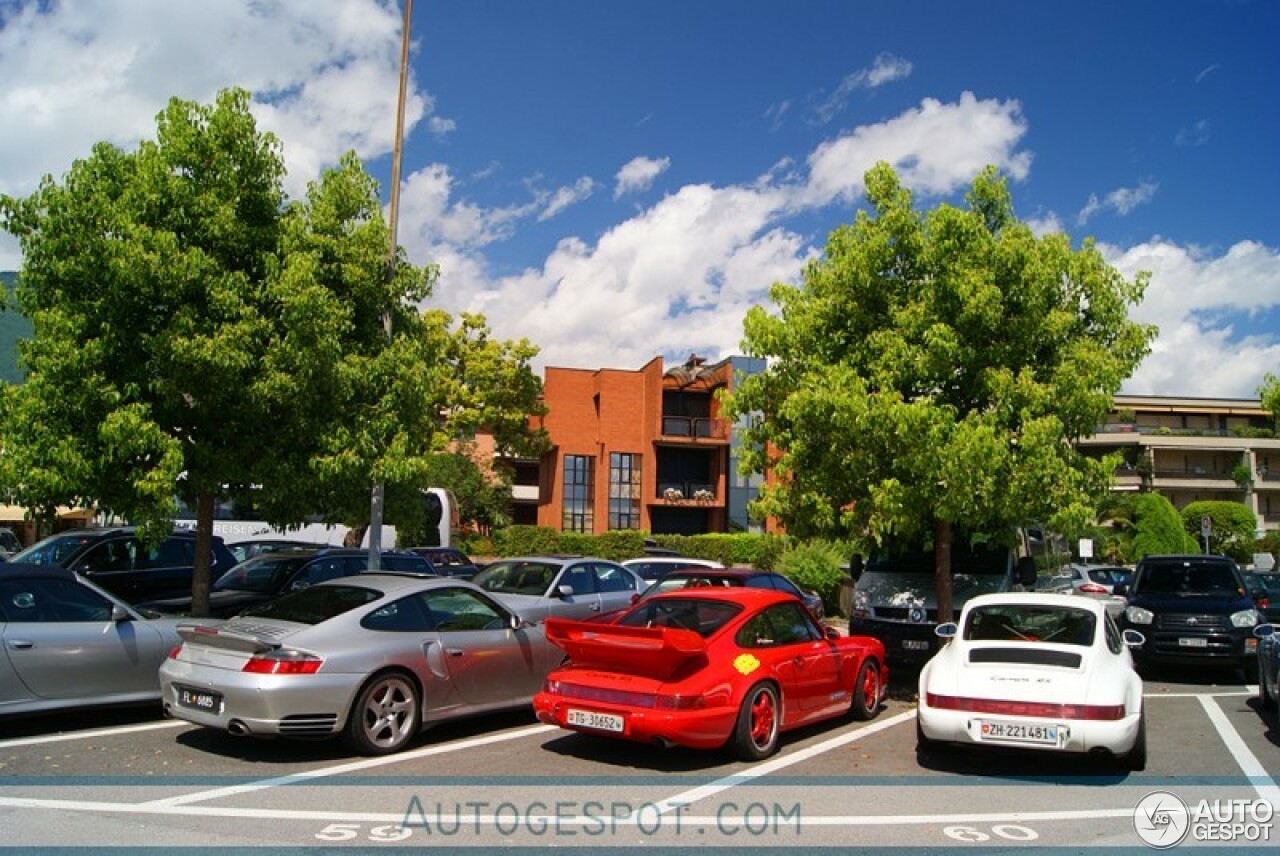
[1077,394,1280,534]
[502,354,766,536]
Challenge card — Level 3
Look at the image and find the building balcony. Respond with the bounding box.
[659,416,729,444]
[1150,469,1239,490]
[653,482,721,505]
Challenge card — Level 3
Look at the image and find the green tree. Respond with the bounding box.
[1259,373,1280,434]
[1180,500,1257,562]
[1130,493,1199,559]
[724,163,1155,621]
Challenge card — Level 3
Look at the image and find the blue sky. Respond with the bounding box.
[1,0,1277,396]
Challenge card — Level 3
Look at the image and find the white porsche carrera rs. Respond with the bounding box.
[917,592,1147,770]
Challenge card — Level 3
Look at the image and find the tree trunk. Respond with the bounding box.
[934,516,954,624]
[190,491,215,618]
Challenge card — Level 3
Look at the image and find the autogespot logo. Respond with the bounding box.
[1134,791,1190,849]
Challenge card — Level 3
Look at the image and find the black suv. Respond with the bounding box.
[1118,554,1261,679]
[9,527,239,604]
[138,548,437,617]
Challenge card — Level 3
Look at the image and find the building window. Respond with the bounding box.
[608,453,641,530]
[563,455,594,533]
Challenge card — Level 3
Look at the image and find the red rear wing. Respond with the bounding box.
[544,618,707,681]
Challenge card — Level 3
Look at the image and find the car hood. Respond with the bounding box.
[486,592,552,620]
[139,589,266,618]
[1126,593,1255,614]
[857,571,1008,609]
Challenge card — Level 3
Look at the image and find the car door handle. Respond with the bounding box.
[589,603,601,612]
[8,640,34,650]
[446,648,464,657]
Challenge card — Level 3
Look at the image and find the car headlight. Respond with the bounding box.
[1230,609,1261,629]
[852,589,869,617]
[1125,606,1154,625]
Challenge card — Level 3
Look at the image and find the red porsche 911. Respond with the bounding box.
[532,588,886,760]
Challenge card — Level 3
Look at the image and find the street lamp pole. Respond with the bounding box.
[368,0,414,570]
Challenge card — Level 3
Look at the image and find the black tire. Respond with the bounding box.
[1123,710,1147,772]
[1261,661,1278,711]
[731,683,780,762]
[850,660,881,721]
[346,671,420,756]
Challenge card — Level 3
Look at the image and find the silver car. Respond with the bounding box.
[159,574,557,755]
[1066,563,1131,617]
[469,555,645,621]
[1,564,185,717]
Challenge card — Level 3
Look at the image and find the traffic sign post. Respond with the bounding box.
[1200,515,1212,555]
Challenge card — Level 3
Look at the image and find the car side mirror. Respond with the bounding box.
[1016,556,1037,588]
[509,613,532,631]
[848,555,864,581]
[935,622,958,639]
[1122,629,1146,647]
[630,593,640,604]
[110,604,131,622]
[825,626,840,641]
[556,584,574,599]
[1112,583,1128,597]
[290,580,310,591]
[1255,624,1276,639]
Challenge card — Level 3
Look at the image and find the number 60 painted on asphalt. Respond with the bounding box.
[943,824,1038,842]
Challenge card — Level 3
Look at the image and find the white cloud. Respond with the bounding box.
[0,0,449,199]
[1104,239,1280,397]
[800,92,1032,207]
[539,177,596,221]
[1077,180,1158,225]
[813,53,914,124]
[1176,120,1211,148]
[614,156,671,199]
[1026,211,1067,237]
[1194,64,1220,84]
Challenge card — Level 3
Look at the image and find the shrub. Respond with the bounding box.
[1131,493,1199,558]
[777,540,849,618]
[1180,500,1257,563]
[493,525,559,556]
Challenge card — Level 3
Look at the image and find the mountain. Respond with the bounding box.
[0,271,32,384]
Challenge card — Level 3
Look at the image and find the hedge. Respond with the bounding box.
[484,526,786,568]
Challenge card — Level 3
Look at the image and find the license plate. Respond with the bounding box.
[902,640,930,651]
[567,709,624,732]
[977,720,1060,745]
[175,685,223,713]
[1178,637,1209,648]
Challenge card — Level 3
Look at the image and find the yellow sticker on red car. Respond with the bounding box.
[734,653,761,675]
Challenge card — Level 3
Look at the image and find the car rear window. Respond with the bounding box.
[241,584,381,625]
[618,597,742,638]
[964,604,1097,646]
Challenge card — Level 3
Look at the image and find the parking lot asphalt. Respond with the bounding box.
[1,665,1277,850]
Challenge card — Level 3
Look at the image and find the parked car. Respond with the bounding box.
[917,592,1146,770]
[160,574,558,754]
[1064,563,1131,617]
[1243,571,1280,624]
[621,556,724,583]
[1254,623,1280,710]
[1117,554,1261,681]
[0,563,190,717]
[140,549,436,617]
[226,539,327,564]
[9,527,239,603]
[630,566,825,620]
[534,588,886,760]
[469,556,644,622]
[0,527,22,559]
[407,546,481,578]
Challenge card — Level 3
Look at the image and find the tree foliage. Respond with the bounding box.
[1260,373,1280,433]
[1130,493,1199,559]
[724,163,1155,619]
[0,88,545,614]
[1179,500,1257,562]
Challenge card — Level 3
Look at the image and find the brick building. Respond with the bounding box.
[503,354,766,536]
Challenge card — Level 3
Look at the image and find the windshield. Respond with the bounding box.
[240,584,381,625]
[1133,559,1242,597]
[1087,567,1130,586]
[10,533,96,566]
[964,604,1097,646]
[866,542,1010,576]
[618,597,742,638]
[470,560,558,596]
[213,555,311,593]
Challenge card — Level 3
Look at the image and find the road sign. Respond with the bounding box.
[1079,538,1094,559]
[1200,515,1212,538]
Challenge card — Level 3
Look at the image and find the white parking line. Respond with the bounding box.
[1198,694,1280,808]
[0,720,186,750]
[143,722,556,808]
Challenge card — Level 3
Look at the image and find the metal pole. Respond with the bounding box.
[369,0,413,571]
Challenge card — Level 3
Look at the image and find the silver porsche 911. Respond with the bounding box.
[1,563,186,717]
[159,573,559,755]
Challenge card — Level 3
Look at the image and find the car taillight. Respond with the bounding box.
[167,644,183,660]
[544,678,562,694]
[241,651,324,675]
[926,693,1125,721]
[1078,583,1108,594]
[656,694,704,710]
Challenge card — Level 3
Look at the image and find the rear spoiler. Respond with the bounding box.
[544,618,706,681]
[177,622,280,655]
